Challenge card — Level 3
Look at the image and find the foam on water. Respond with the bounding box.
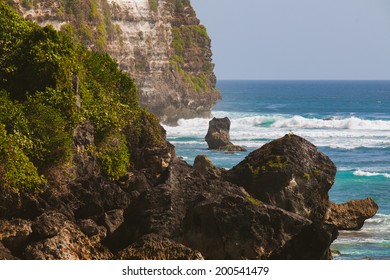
[164,113,390,150]
[353,170,390,179]
[166,80,390,260]
[332,214,390,259]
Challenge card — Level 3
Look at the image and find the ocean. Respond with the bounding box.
[163,80,390,260]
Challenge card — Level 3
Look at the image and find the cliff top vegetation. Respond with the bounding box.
[0,2,162,191]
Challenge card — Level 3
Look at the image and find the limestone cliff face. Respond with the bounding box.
[10,0,220,124]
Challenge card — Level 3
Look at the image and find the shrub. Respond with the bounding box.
[23,98,73,168]
[96,131,130,180]
[0,124,46,191]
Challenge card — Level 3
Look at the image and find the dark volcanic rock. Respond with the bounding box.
[0,242,18,260]
[116,158,335,259]
[193,155,221,178]
[116,234,204,260]
[205,117,246,151]
[32,211,68,239]
[25,218,112,260]
[101,209,124,234]
[72,120,100,179]
[326,198,379,230]
[78,219,100,237]
[0,219,32,256]
[225,134,337,222]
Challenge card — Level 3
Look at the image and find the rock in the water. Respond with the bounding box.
[225,134,337,222]
[116,234,204,260]
[205,117,246,151]
[326,198,379,230]
[193,155,221,178]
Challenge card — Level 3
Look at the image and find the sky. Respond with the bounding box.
[191,0,390,80]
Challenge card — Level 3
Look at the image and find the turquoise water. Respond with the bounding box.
[164,80,390,259]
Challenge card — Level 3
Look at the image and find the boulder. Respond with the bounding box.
[326,198,379,230]
[225,134,337,222]
[117,158,336,259]
[205,117,246,151]
[193,155,221,178]
[116,234,204,260]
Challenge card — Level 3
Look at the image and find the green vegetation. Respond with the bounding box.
[303,173,311,181]
[174,0,193,14]
[265,156,288,169]
[247,163,260,178]
[245,195,262,206]
[148,0,158,13]
[0,3,158,189]
[96,131,130,180]
[12,0,122,52]
[0,124,47,191]
[170,25,212,93]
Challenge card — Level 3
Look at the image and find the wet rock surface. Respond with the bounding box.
[326,198,379,230]
[205,117,246,152]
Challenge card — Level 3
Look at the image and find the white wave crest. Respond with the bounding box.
[353,170,390,179]
[272,115,390,130]
[163,114,390,150]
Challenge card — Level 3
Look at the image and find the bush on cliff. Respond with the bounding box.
[0,2,159,189]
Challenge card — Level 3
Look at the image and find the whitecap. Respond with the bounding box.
[353,170,390,179]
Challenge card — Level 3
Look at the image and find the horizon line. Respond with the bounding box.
[217,79,390,82]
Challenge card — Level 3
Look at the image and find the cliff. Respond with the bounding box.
[1,2,377,260]
[8,0,221,124]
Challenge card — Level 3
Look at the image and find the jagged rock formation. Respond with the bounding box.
[0,132,335,259]
[225,134,337,223]
[205,117,247,152]
[116,234,204,260]
[114,157,337,260]
[9,0,220,124]
[326,198,379,230]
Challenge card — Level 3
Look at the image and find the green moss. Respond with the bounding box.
[266,156,288,169]
[303,173,311,181]
[247,163,260,178]
[245,195,262,206]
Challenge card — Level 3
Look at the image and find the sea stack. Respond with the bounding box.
[205,117,246,152]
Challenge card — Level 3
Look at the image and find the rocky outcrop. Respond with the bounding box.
[326,198,379,230]
[225,134,336,223]
[10,0,220,124]
[116,234,204,260]
[193,154,221,178]
[205,117,247,152]
[109,158,337,259]
[0,242,18,260]
[1,130,376,260]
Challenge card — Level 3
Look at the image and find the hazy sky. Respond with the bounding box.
[191,0,390,80]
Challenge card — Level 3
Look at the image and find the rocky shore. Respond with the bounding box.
[0,128,377,260]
